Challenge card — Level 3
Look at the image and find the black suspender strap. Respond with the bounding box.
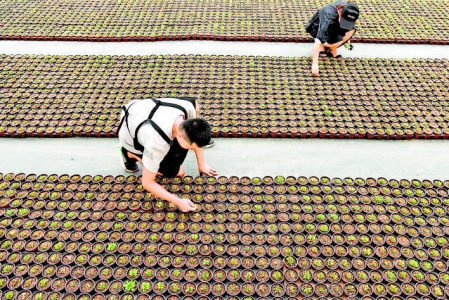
[115,102,136,135]
[133,120,147,152]
[149,98,189,119]
[148,99,161,119]
[149,120,171,144]
[133,98,191,152]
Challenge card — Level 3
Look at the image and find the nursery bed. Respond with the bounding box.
[1,54,449,140]
[0,0,448,44]
[1,172,449,299]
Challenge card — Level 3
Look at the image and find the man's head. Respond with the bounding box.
[340,2,359,30]
[178,118,211,149]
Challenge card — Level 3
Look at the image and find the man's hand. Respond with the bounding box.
[175,197,196,212]
[198,162,218,176]
[312,63,319,76]
[142,167,196,213]
[344,42,354,51]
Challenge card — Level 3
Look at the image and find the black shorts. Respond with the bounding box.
[131,138,188,178]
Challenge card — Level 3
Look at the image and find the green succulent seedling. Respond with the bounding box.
[303,270,312,281]
[4,292,14,300]
[106,242,117,251]
[39,278,49,288]
[171,282,180,292]
[202,258,211,266]
[128,268,138,278]
[271,270,282,281]
[303,286,312,295]
[185,285,194,293]
[187,245,196,254]
[275,176,285,184]
[408,259,419,269]
[386,270,396,281]
[123,280,136,293]
[144,269,153,278]
[53,242,63,251]
[97,282,107,291]
[171,269,181,278]
[389,285,399,293]
[156,281,165,292]
[319,224,329,232]
[202,271,210,281]
[2,264,12,273]
[313,259,323,267]
[140,281,151,292]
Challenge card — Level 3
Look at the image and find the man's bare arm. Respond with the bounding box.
[141,166,196,212]
[311,39,323,76]
[193,146,218,176]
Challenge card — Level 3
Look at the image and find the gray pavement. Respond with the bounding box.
[1,40,449,180]
[1,40,449,59]
[1,137,448,180]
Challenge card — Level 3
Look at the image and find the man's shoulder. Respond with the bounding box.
[319,3,339,26]
[330,0,347,7]
[322,1,340,15]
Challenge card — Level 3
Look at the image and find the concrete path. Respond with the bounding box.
[1,40,449,59]
[1,40,448,180]
[1,137,448,180]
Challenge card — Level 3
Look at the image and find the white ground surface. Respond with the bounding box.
[1,40,449,59]
[1,136,448,181]
[1,40,448,180]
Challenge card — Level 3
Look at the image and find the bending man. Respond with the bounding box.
[306,0,360,76]
[117,97,217,212]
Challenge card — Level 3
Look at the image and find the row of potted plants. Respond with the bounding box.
[1,261,449,298]
[2,172,449,189]
[1,54,448,139]
[2,180,448,200]
[1,173,449,247]
[2,172,449,299]
[0,0,448,44]
[2,237,449,272]
[1,276,448,298]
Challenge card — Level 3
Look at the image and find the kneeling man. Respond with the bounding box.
[117,97,217,212]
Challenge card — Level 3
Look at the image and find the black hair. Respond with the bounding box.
[180,118,211,147]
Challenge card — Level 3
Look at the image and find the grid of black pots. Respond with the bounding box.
[1,172,449,300]
[0,0,448,44]
[1,54,449,140]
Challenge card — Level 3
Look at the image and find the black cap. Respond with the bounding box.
[340,2,359,30]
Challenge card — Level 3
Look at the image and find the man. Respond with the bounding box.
[305,0,360,76]
[117,97,217,212]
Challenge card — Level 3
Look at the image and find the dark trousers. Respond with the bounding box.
[130,139,188,178]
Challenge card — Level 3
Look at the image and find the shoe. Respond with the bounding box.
[118,144,138,172]
[204,139,215,148]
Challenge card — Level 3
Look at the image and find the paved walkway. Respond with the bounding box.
[1,40,448,180]
[1,40,449,59]
[1,137,448,180]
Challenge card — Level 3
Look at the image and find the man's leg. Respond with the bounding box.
[118,144,139,172]
[323,29,356,56]
[127,151,142,162]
